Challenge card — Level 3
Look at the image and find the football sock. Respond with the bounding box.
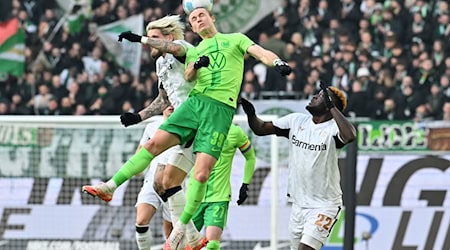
[168,187,201,241]
[206,240,220,250]
[135,224,152,250]
[167,187,185,223]
[112,148,154,186]
[105,179,117,191]
[180,178,206,224]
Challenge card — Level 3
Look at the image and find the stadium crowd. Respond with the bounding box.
[0,0,449,122]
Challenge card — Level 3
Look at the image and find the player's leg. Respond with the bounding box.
[162,219,173,239]
[298,206,341,250]
[82,129,181,202]
[289,203,305,250]
[179,98,234,225]
[135,203,157,250]
[135,177,163,250]
[167,96,234,247]
[161,197,174,238]
[203,201,229,250]
[167,152,216,248]
[162,149,207,249]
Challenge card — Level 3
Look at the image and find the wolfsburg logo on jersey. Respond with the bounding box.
[292,135,327,151]
[209,52,226,70]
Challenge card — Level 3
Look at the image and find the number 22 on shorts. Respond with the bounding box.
[314,213,335,232]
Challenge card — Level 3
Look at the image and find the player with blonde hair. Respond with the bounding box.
[240,81,356,250]
[83,5,292,249]
[82,15,207,249]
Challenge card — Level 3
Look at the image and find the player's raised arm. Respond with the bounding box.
[120,88,171,127]
[118,31,187,57]
[246,44,292,76]
[239,98,289,137]
[320,81,356,144]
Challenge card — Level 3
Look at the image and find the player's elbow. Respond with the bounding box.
[341,129,357,144]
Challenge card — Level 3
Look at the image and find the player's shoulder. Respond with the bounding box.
[283,112,309,121]
[173,39,194,48]
[223,32,248,39]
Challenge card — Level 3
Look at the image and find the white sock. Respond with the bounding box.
[105,179,117,191]
[168,190,202,243]
[168,190,185,223]
[135,225,152,250]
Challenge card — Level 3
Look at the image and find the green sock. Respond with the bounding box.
[112,147,154,186]
[206,240,220,250]
[180,178,206,224]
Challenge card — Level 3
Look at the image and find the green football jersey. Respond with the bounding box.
[186,32,255,108]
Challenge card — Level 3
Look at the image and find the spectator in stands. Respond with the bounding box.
[381,97,404,120]
[437,102,450,121]
[367,88,387,120]
[60,97,73,115]
[82,46,104,81]
[346,79,368,117]
[32,84,54,115]
[396,76,425,119]
[43,97,60,115]
[2,0,449,122]
[409,11,431,45]
[439,74,450,99]
[414,58,437,94]
[331,64,350,92]
[10,94,31,115]
[241,70,261,100]
[50,75,68,103]
[423,84,446,119]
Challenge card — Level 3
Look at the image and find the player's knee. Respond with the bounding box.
[193,169,210,183]
[206,240,220,250]
[143,139,164,155]
[161,176,173,190]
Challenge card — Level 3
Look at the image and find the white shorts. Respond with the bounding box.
[167,145,196,173]
[135,179,171,222]
[289,203,341,250]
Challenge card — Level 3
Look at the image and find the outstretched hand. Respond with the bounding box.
[118,31,142,43]
[273,59,292,76]
[320,81,335,109]
[237,183,249,205]
[238,98,256,116]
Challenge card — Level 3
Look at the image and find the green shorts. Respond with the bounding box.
[192,201,229,231]
[159,94,235,159]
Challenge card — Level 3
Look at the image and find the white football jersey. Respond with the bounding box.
[273,113,343,207]
[139,118,177,180]
[156,40,195,109]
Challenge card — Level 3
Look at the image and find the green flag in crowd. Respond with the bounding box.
[0,18,25,77]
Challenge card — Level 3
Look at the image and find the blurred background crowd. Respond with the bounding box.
[0,0,449,122]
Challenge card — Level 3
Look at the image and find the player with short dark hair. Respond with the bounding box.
[240,81,356,250]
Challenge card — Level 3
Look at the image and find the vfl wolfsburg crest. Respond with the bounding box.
[213,0,281,33]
